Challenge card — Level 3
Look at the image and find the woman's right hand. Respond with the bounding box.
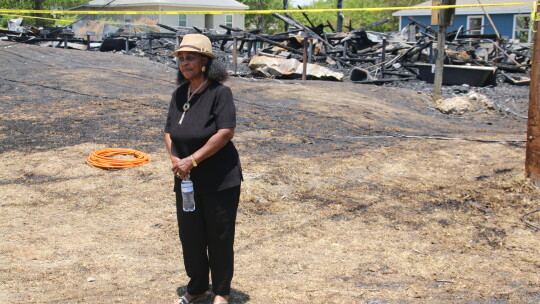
[172,157,193,179]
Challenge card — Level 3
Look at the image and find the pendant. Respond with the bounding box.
[179,102,190,125]
[178,111,186,125]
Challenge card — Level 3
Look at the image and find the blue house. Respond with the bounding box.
[392,0,535,43]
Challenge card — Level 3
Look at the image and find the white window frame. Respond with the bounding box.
[225,14,233,27]
[178,14,187,27]
[513,14,533,43]
[467,15,484,35]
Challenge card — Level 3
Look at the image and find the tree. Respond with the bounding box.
[0,0,87,27]
[289,0,425,32]
[237,0,283,32]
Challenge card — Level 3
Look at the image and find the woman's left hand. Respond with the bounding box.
[172,157,193,179]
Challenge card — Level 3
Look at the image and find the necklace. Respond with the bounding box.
[178,79,208,125]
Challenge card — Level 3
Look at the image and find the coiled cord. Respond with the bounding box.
[86,148,150,169]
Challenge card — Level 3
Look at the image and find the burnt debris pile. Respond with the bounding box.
[0,14,532,86]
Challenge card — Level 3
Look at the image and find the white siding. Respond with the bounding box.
[233,14,245,30]
[159,7,178,31]
[187,14,205,28]
[78,5,246,31]
[209,13,245,30]
[159,6,205,29]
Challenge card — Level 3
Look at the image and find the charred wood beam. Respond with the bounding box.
[325,47,345,54]
[341,57,378,63]
[271,13,334,50]
[329,55,355,68]
[326,21,335,32]
[510,49,532,59]
[407,17,437,35]
[450,59,529,72]
[344,20,354,31]
[17,37,81,43]
[272,29,303,36]
[419,31,437,40]
[385,40,423,67]
[246,33,303,55]
[352,77,417,84]
[350,17,390,34]
[401,41,432,60]
[488,40,526,67]
[448,33,499,40]
[491,62,529,72]
[404,66,419,76]
[339,19,389,44]
[220,24,244,32]
[363,41,422,70]
[0,29,23,35]
[220,37,230,51]
[403,60,529,73]
[297,5,316,29]
[157,23,178,33]
[239,39,246,53]
[356,44,382,55]
[384,71,416,77]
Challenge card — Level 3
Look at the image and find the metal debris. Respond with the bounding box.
[0,13,532,85]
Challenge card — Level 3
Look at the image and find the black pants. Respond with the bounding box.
[176,185,240,296]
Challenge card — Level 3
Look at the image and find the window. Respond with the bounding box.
[467,16,484,35]
[179,14,187,27]
[225,14,233,27]
[146,14,157,21]
[514,15,532,43]
[124,14,132,23]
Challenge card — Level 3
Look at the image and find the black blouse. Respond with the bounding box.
[164,81,242,192]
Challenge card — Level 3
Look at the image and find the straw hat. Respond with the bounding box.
[172,34,216,59]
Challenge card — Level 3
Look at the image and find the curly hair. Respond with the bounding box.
[176,56,229,86]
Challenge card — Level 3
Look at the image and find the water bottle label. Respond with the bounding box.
[181,184,193,193]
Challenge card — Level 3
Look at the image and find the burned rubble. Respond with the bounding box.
[0,13,532,117]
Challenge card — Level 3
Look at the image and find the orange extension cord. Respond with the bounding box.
[86,148,150,169]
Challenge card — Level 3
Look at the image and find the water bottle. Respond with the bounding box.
[181,177,195,212]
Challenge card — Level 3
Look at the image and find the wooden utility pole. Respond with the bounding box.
[431,0,455,102]
[525,3,540,186]
[432,1,446,102]
[337,0,344,32]
[433,24,446,102]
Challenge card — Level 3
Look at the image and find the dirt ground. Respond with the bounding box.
[1,41,539,304]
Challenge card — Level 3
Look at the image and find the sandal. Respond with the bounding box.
[177,292,209,304]
[213,295,228,304]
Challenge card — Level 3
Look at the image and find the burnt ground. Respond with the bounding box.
[0,41,539,304]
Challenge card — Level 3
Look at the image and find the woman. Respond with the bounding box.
[164,34,242,304]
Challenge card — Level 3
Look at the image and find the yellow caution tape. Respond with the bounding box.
[0,2,535,15]
[0,14,73,22]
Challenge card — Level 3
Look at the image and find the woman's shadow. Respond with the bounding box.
[176,286,250,304]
